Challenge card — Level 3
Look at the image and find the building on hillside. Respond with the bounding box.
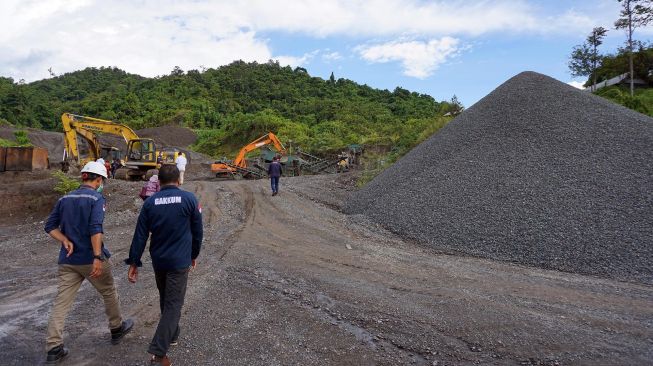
[585,72,648,92]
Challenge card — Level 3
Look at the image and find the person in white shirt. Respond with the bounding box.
[175,153,187,185]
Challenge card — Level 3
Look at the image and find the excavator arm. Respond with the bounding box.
[233,132,286,168]
[62,113,140,143]
[61,113,141,163]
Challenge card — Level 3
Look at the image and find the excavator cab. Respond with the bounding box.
[127,139,156,163]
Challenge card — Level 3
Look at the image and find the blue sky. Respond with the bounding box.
[1,0,651,107]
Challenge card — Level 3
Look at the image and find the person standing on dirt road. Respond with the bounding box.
[111,158,121,179]
[126,164,203,366]
[139,174,161,200]
[268,156,283,196]
[175,152,187,185]
[43,161,134,364]
[104,160,111,178]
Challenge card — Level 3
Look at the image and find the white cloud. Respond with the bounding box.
[357,38,461,78]
[238,0,597,37]
[322,51,342,62]
[276,50,319,68]
[0,0,276,81]
[568,81,586,89]
[0,0,635,81]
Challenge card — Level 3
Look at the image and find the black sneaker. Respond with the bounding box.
[110,318,134,344]
[46,345,69,364]
[170,338,178,346]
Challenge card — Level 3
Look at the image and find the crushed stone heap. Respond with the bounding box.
[345,71,653,284]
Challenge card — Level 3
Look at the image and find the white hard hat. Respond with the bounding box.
[81,161,108,179]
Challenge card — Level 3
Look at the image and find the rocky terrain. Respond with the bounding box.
[0,169,651,365]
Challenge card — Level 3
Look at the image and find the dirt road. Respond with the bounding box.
[1,174,651,365]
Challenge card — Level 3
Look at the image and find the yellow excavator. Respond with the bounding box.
[211,132,285,178]
[61,113,180,180]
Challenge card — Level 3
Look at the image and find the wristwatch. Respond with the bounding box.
[93,254,106,262]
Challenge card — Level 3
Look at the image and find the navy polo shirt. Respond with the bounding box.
[126,185,203,271]
[44,185,110,265]
[268,161,282,177]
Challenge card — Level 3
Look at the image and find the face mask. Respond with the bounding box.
[96,183,104,193]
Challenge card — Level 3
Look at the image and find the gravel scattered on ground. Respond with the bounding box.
[345,71,653,284]
[1,172,651,365]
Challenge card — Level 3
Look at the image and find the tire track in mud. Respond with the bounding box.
[211,181,433,365]
[189,181,249,261]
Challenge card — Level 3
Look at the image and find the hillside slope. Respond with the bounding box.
[0,62,456,154]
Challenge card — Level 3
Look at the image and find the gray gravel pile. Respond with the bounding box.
[345,71,653,284]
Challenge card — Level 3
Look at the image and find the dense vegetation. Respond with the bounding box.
[585,46,653,116]
[0,61,458,156]
[595,86,653,116]
[586,45,653,87]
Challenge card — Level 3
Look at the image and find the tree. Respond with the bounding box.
[329,72,335,84]
[170,66,184,76]
[0,61,450,154]
[569,43,593,83]
[615,0,652,96]
[569,27,608,90]
[587,27,609,91]
[449,95,464,114]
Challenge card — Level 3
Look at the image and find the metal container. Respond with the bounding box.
[4,147,49,171]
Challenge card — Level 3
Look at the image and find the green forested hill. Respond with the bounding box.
[0,61,457,155]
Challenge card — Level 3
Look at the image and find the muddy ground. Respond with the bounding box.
[0,168,651,365]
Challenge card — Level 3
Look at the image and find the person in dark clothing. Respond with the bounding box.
[110,158,121,179]
[43,161,133,364]
[268,156,283,196]
[126,164,203,366]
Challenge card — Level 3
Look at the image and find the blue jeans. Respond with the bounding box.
[270,176,279,193]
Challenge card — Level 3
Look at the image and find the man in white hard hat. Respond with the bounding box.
[43,161,134,364]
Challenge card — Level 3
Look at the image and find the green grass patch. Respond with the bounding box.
[595,86,653,117]
[0,130,32,147]
[52,171,81,195]
[0,138,14,147]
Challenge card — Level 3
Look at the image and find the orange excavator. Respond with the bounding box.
[211,132,285,178]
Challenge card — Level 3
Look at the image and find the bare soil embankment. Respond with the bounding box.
[0,170,651,365]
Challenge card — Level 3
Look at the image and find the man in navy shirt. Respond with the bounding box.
[268,156,283,196]
[44,161,134,364]
[126,164,203,366]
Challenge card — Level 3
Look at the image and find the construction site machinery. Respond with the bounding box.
[296,150,338,174]
[211,132,286,179]
[61,113,180,180]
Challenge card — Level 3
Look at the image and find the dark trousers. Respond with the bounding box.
[148,268,189,357]
[270,176,280,193]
